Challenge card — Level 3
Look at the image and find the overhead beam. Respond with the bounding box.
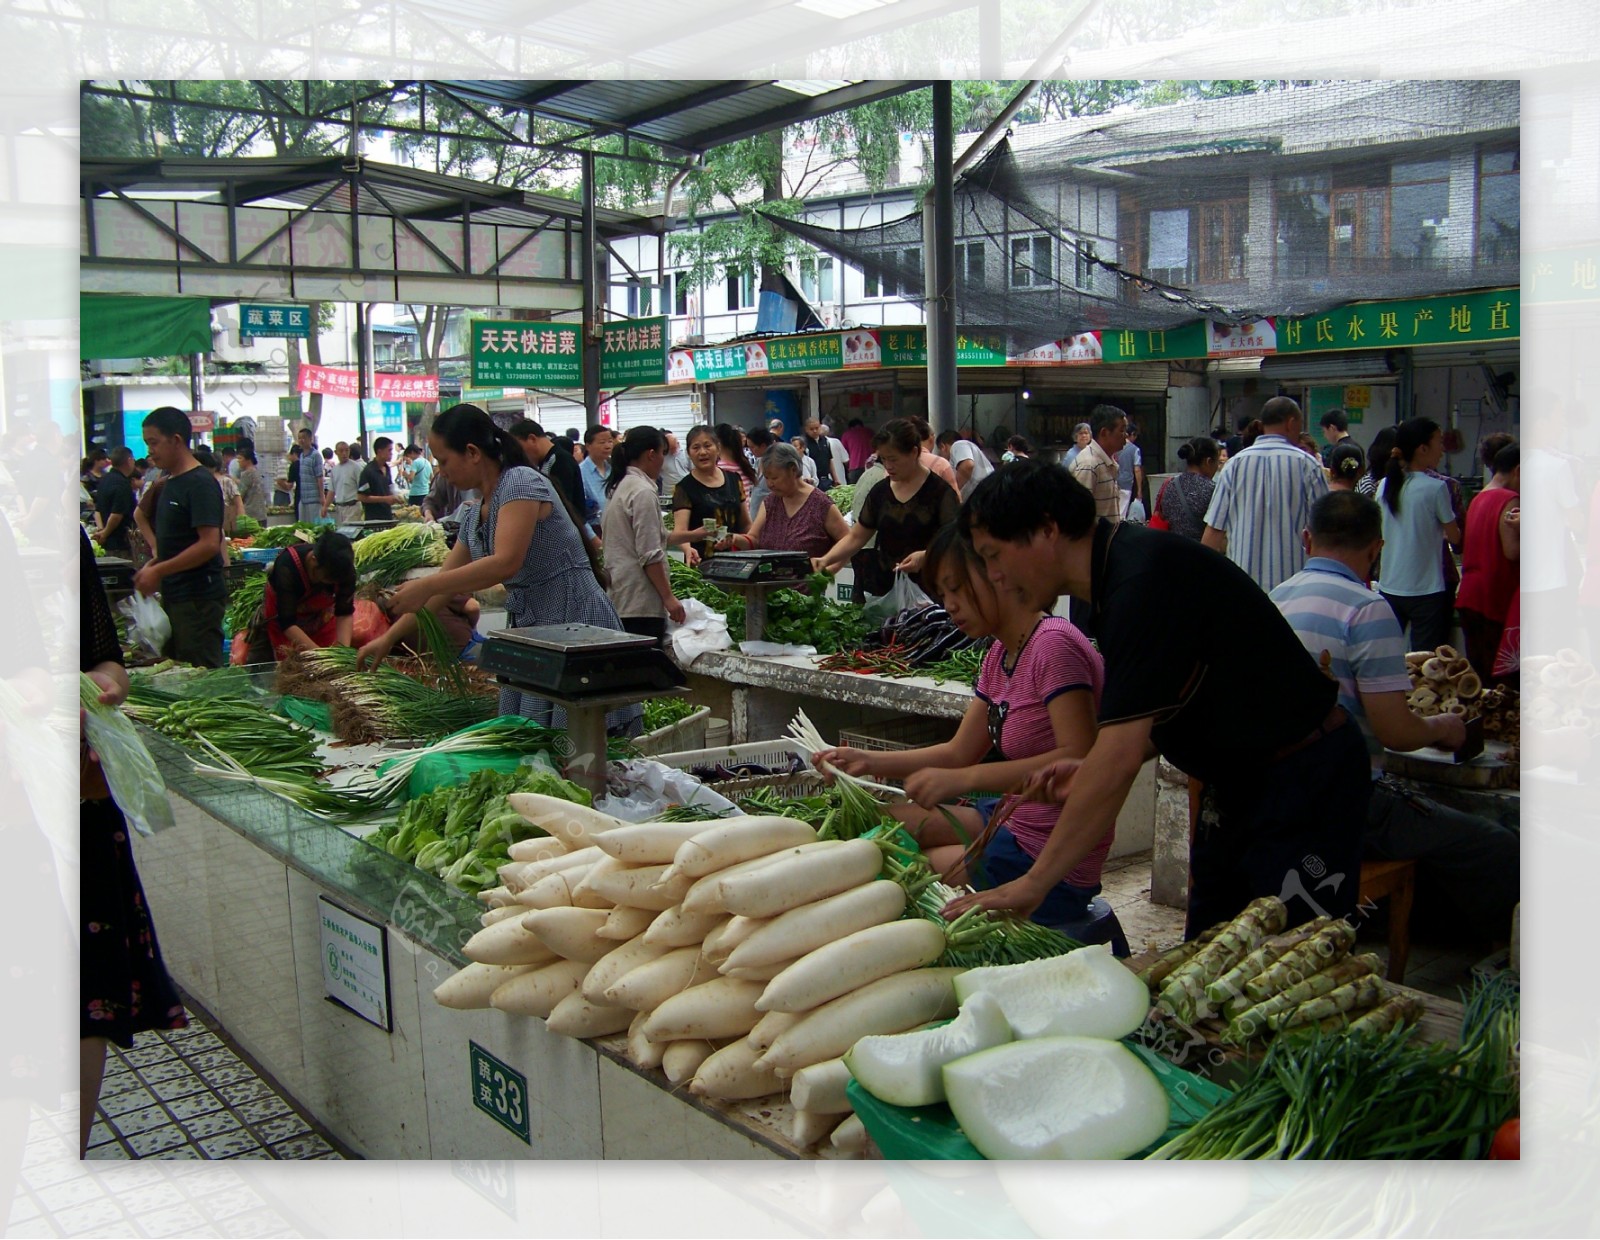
[608,81,761,130]
[668,80,930,152]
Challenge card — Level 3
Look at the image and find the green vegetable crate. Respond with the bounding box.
[846,1041,1230,1160]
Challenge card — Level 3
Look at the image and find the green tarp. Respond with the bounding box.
[80,293,212,360]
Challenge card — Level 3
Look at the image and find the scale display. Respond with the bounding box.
[480,624,684,697]
[699,550,813,585]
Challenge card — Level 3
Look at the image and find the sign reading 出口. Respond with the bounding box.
[1276,289,1519,353]
[471,320,582,387]
[1101,322,1210,363]
[600,316,668,386]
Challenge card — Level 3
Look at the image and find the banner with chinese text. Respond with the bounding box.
[470,320,581,386]
[600,316,668,386]
[1275,289,1518,353]
[373,372,439,402]
[1100,322,1209,363]
[298,363,361,398]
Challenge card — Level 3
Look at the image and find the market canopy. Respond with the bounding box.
[80,292,212,360]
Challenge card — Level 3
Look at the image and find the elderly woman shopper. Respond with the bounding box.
[602,426,690,645]
[722,442,850,560]
[359,404,640,736]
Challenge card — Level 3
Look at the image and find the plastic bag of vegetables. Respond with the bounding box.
[80,674,176,837]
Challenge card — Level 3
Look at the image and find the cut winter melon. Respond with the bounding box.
[942,1037,1168,1160]
[952,944,1150,1042]
[844,991,1011,1107]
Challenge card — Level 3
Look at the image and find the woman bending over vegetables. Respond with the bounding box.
[243,528,357,662]
[812,524,1117,932]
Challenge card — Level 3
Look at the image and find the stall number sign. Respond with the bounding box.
[469,1043,530,1143]
[317,897,391,1031]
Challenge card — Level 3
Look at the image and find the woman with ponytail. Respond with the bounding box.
[1375,417,1462,650]
[602,426,692,644]
[357,404,642,735]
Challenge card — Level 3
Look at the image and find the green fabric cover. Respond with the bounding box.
[80,293,212,360]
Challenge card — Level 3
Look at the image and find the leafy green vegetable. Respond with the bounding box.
[643,696,697,733]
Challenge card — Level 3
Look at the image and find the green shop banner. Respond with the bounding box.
[692,344,749,382]
[754,333,844,375]
[1276,289,1518,353]
[1101,322,1209,363]
[601,316,668,386]
[470,320,581,387]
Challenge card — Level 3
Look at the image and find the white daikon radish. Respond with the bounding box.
[517,866,589,910]
[663,816,820,883]
[788,1058,854,1115]
[642,905,727,949]
[434,962,535,1010]
[626,1011,667,1069]
[593,822,713,866]
[576,862,692,912]
[713,838,885,919]
[829,1114,866,1156]
[510,845,604,894]
[757,919,946,1013]
[463,916,561,967]
[662,1039,716,1084]
[844,990,1012,1107]
[489,959,589,1018]
[480,905,524,928]
[641,977,766,1042]
[545,991,634,1039]
[791,1108,844,1149]
[748,1009,803,1052]
[758,968,965,1076]
[680,846,830,916]
[953,944,1151,1042]
[605,946,718,1011]
[721,960,794,982]
[507,834,568,863]
[580,935,669,1004]
[519,907,614,963]
[508,793,628,850]
[498,860,541,890]
[725,880,907,972]
[478,886,515,907]
[702,915,761,962]
[689,1036,785,1101]
[596,905,659,942]
[942,1037,1168,1160]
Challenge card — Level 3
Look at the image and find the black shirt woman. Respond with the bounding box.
[243,528,358,662]
[671,424,749,566]
[813,417,961,596]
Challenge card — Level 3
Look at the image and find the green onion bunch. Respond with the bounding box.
[127,697,324,784]
[352,522,447,586]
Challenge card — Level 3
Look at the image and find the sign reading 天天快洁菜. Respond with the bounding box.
[317,896,391,1031]
[469,1042,530,1143]
[1275,289,1519,353]
[471,321,582,387]
[600,316,668,386]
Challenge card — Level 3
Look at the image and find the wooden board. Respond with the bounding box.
[1384,741,1519,789]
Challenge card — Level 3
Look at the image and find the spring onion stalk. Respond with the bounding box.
[352,522,448,585]
[277,646,494,743]
[785,709,904,799]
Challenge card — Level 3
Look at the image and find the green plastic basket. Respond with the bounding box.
[845,1040,1230,1160]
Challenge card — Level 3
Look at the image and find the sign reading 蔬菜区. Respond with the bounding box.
[317,896,391,1031]
[600,316,668,386]
[471,320,582,387]
[1275,289,1519,353]
[240,303,311,339]
[469,1042,530,1143]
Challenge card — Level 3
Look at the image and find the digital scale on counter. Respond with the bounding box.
[698,550,813,643]
[479,623,687,799]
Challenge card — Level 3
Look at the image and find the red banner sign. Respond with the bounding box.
[297,365,440,402]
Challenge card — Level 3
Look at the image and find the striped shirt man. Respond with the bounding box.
[1203,434,1327,592]
[1069,439,1122,524]
[1270,557,1412,775]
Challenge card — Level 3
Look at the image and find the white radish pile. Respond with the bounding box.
[430,798,974,1157]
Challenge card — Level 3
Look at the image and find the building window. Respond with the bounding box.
[1146,210,1190,284]
[1197,202,1247,283]
[1329,187,1388,275]
[673,272,691,316]
[1009,235,1052,288]
[626,279,653,317]
[726,267,756,311]
[798,253,838,303]
[1388,158,1450,271]
[1274,174,1332,279]
[863,248,922,299]
[1071,238,1100,289]
[955,242,986,290]
[1477,146,1519,266]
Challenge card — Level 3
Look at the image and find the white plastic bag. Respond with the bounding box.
[861,572,935,628]
[118,591,172,657]
[668,597,732,665]
[1126,498,1148,524]
[739,641,818,658]
[601,759,740,822]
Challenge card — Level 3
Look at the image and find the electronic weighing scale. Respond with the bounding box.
[698,550,813,643]
[479,623,687,799]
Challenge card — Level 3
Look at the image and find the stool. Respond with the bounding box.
[1359,859,1417,983]
[1044,897,1131,959]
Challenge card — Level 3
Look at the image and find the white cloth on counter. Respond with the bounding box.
[668,597,732,665]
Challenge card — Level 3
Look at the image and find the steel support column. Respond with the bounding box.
[582,150,602,426]
[928,81,958,434]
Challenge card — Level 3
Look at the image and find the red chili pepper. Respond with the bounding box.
[1489,1117,1519,1160]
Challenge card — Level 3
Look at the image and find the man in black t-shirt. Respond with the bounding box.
[134,407,227,667]
[357,437,402,521]
[93,447,138,554]
[947,458,1371,936]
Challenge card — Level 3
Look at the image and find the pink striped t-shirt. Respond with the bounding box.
[974,618,1113,888]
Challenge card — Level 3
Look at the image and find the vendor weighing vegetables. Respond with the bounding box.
[242,528,358,662]
[947,459,1371,936]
